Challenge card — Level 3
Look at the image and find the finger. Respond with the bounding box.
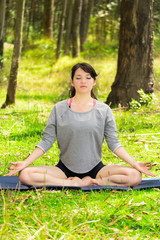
[6,169,18,176]
[6,172,12,176]
[145,162,152,165]
[149,172,155,177]
[9,166,17,170]
[145,170,155,177]
[8,163,17,169]
[146,163,152,170]
[6,172,14,176]
[10,162,18,165]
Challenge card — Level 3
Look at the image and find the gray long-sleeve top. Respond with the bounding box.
[37,100,122,173]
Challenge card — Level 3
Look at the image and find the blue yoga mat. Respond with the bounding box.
[0,176,160,191]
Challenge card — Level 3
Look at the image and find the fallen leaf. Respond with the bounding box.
[128,199,133,205]
[15,207,21,212]
[134,201,146,206]
[152,162,159,166]
[142,211,149,215]
[145,144,150,151]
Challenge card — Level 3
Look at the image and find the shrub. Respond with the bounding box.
[129,89,155,110]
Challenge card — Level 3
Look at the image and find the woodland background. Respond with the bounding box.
[0,0,160,107]
[0,1,160,239]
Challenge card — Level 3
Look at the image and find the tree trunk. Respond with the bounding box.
[71,0,82,58]
[0,0,6,69]
[56,0,67,60]
[64,0,74,55]
[1,0,25,108]
[43,0,54,39]
[106,0,154,107]
[22,1,31,50]
[4,0,16,44]
[80,0,94,51]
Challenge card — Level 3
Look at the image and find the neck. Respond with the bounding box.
[73,94,93,104]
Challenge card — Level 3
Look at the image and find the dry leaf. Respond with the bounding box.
[145,144,150,151]
[15,207,21,212]
[142,211,149,215]
[152,162,159,166]
[128,199,133,205]
[134,201,146,206]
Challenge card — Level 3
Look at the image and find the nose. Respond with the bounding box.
[81,77,87,83]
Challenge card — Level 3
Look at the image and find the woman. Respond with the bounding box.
[7,63,155,187]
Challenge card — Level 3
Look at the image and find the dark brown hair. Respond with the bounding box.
[69,62,98,99]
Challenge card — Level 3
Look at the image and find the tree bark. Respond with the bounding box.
[43,0,54,39]
[56,0,67,60]
[80,0,94,51]
[71,0,82,58]
[64,0,74,55]
[1,0,25,108]
[0,0,6,69]
[106,0,154,107]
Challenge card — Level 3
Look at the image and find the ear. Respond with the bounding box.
[70,79,74,86]
[93,79,96,86]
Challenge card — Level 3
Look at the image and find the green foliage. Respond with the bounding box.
[82,40,119,58]
[154,35,160,58]
[129,89,156,110]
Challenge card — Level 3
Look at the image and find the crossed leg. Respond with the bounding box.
[19,166,72,186]
[96,165,142,187]
[19,164,142,188]
[18,166,99,187]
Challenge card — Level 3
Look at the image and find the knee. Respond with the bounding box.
[18,168,31,185]
[130,169,142,187]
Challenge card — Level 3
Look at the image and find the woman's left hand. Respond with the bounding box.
[134,162,155,177]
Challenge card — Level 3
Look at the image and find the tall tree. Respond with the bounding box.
[106,0,154,107]
[80,0,94,51]
[71,0,82,57]
[0,0,6,70]
[1,0,25,108]
[64,0,74,55]
[43,0,54,39]
[56,0,67,60]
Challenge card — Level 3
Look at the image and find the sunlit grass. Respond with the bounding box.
[154,58,160,91]
[0,39,160,240]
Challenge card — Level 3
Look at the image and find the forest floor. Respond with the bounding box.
[0,40,160,239]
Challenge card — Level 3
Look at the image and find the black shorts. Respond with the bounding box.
[56,160,105,179]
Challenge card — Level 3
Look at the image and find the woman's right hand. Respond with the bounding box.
[7,161,28,176]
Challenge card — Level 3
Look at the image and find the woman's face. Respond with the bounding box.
[71,68,96,95]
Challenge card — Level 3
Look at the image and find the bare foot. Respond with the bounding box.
[66,177,83,186]
[81,176,99,187]
[66,176,99,187]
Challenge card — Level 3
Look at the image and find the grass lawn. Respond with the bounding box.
[0,40,160,239]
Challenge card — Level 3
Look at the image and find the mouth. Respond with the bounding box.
[80,86,87,88]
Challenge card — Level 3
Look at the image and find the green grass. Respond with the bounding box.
[0,39,160,239]
[1,189,159,239]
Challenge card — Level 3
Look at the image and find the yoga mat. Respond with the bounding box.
[0,176,160,192]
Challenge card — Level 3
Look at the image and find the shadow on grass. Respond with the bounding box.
[8,130,43,141]
[17,92,68,103]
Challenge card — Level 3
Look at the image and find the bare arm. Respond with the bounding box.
[114,146,155,177]
[7,147,44,176]
[22,147,44,166]
[114,146,137,167]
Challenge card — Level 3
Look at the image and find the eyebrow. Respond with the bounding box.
[75,73,91,76]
